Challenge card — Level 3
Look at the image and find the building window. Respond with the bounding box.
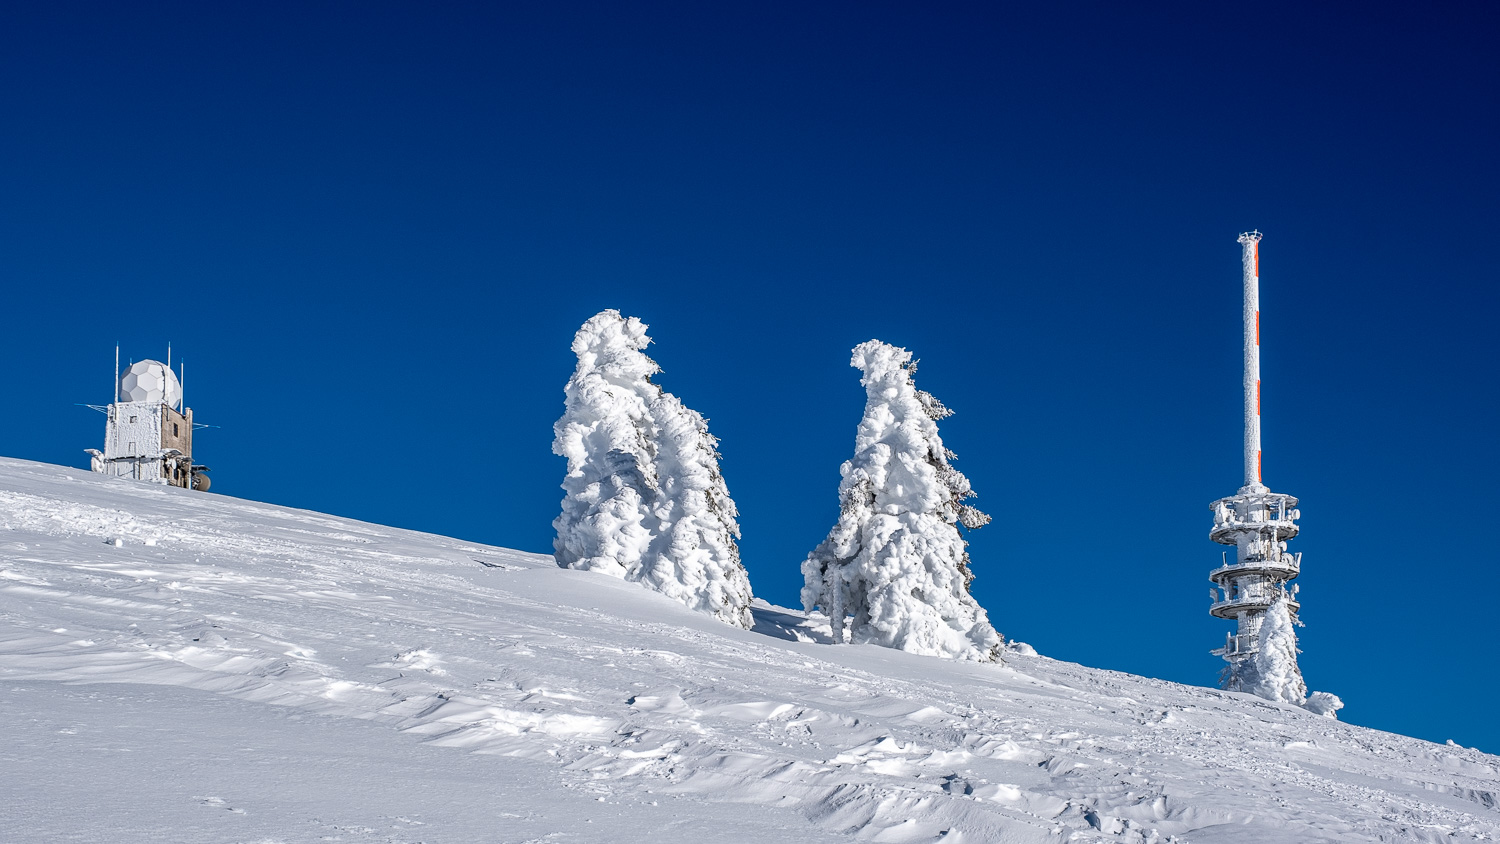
[173,423,179,436]
[129,415,138,423]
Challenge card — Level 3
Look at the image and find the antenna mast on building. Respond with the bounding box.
[1208,232,1305,691]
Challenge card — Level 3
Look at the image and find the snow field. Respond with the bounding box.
[1,457,1497,842]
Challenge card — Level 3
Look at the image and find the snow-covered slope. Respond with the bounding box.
[0,457,1494,843]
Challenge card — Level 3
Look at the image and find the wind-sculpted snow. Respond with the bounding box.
[0,457,1496,843]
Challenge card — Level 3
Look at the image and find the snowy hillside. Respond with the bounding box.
[0,457,1495,844]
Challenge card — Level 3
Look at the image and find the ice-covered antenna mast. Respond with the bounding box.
[1239,230,1264,492]
[1208,231,1308,693]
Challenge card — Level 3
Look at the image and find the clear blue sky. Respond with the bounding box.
[3,3,1496,752]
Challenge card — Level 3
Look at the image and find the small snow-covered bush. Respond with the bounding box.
[1303,691,1344,718]
[552,310,753,628]
[802,340,1002,662]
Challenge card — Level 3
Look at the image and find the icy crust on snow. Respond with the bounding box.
[803,340,1002,662]
[1,457,1497,843]
[551,310,753,628]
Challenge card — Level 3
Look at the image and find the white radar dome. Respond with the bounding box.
[119,360,182,407]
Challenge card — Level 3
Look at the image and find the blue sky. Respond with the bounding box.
[3,2,1496,752]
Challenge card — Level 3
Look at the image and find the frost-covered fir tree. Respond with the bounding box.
[801,340,1003,662]
[1249,593,1307,705]
[552,310,754,628]
[641,394,754,629]
[1249,592,1345,718]
[552,310,660,578]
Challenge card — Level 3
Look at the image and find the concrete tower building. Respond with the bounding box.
[1208,232,1303,690]
[85,350,210,491]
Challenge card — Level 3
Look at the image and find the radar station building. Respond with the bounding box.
[85,355,210,491]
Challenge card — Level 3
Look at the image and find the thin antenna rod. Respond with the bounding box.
[181,359,185,409]
[114,344,119,404]
[167,343,171,371]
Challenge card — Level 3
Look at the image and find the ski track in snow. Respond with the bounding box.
[0,457,1495,843]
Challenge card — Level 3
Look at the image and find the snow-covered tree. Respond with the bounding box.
[552,310,754,628]
[1247,592,1344,718]
[1249,592,1307,705]
[801,340,1002,662]
[552,310,660,578]
[640,393,754,629]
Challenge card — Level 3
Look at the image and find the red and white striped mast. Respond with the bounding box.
[1240,230,1266,493]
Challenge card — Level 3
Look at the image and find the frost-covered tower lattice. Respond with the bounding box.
[1208,232,1303,691]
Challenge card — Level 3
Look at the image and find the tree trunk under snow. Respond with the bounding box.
[802,340,1002,662]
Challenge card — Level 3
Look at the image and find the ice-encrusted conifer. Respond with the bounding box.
[1249,592,1345,718]
[801,340,1002,662]
[552,310,754,628]
[1249,592,1307,705]
[641,394,754,629]
[552,310,661,578]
